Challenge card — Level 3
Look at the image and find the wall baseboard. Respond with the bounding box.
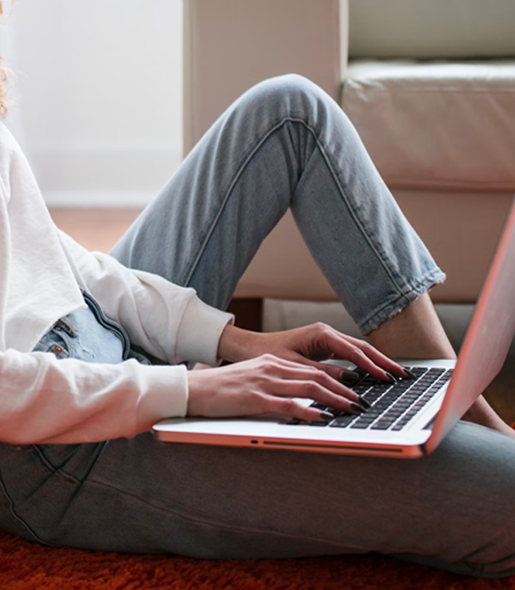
[43,190,156,208]
[31,143,183,208]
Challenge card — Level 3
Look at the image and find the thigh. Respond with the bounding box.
[6,421,514,577]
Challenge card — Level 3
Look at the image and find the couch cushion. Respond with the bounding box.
[341,60,515,191]
[349,0,515,59]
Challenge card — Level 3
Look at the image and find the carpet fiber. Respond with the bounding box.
[0,532,514,590]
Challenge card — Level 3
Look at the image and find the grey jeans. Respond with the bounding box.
[0,75,514,578]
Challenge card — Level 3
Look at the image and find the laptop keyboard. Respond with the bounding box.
[289,366,453,431]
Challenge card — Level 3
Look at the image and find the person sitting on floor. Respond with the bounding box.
[0,2,514,578]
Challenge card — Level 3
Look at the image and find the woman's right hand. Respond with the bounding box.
[186,354,368,423]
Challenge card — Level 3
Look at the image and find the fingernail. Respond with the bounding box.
[349,402,366,415]
[340,370,360,386]
[403,368,416,379]
[356,397,371,409]
[319,411,335,421]
[384,371,396,383]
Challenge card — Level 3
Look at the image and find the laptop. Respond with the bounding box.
[153,198,515,458]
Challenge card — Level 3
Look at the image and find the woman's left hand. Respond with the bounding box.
[217,323,409,383]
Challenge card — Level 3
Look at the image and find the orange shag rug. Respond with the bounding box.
[0,531,514,590]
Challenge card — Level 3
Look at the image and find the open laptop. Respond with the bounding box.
[154,198,515,458]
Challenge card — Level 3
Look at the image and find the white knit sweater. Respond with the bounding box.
[0,123,233,445]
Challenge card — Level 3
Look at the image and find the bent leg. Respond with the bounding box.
[110,75,443,334]
[3,421,515,578]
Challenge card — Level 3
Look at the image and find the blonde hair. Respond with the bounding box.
[0,0,9,117]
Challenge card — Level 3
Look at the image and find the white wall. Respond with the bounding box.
[2,0,183,207]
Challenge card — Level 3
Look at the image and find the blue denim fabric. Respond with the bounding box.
[110,75,444,334]
[32,291,129,364]
[32,291,154,366]
[0,76,514,578]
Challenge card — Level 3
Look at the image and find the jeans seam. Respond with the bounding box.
[183,116,405,301]
[299,124,407,299]
[183,117,296,286]
[31,444,67,476]
[32,442,108,483]
[86,477,364,553]
[0,466,58,547]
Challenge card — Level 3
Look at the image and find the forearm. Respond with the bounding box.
[217,324,264,363]
[0,349,188,444]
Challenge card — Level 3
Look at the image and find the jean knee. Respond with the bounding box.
[266,73,322,98]
[240,74,325,122]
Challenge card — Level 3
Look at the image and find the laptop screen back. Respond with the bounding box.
[427,198,515,453]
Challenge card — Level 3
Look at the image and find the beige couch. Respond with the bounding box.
[183,0,515,308]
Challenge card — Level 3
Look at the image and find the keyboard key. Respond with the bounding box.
[383,409,405,419]
[353,368,368,379]
[330,416,356,428]
[291,368,453,433]
[395,401,412,408]
[353,386,371,395]
[290,419,332,427]
[310,402,326,410]
[351,416,375,425]
[322,407,344,418]
[364,393,382,402]
[371,422,392,430]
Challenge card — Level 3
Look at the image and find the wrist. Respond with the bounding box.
[217,324,264,363]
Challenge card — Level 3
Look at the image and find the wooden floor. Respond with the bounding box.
[50,207,142,253]
[50,207,263,332]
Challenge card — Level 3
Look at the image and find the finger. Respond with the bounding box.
[284,354,365,401]
[344,335,409,378]
[307,348,335,362]
[257,353,383,392]
[259,355,363,402]
[305,359,363,388]
[281,352,346,380]
[260,354,351,383]
[314,331,395,382]
[270,378,368,414]
[257,393,362,423]
[268,352,360,387]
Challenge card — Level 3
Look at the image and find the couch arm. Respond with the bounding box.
[183,0,347,154]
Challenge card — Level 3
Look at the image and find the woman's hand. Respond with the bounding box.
[187,354,369,422]
[217,323,409,383]
[185,322,412,423]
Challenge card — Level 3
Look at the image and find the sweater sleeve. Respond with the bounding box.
[57,230,235,366]
[0,349,189,445]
